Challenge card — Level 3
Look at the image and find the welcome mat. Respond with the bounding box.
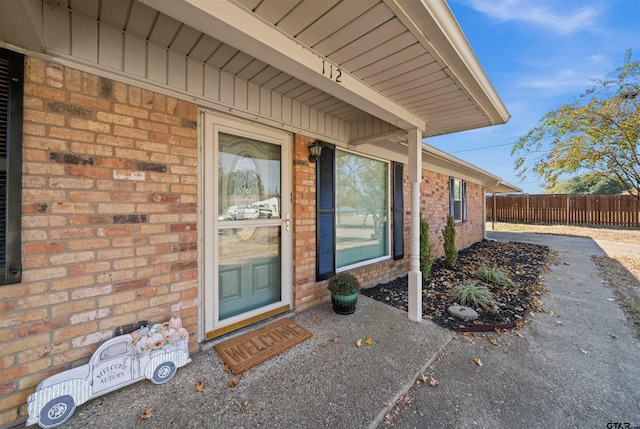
[214,319,313,374]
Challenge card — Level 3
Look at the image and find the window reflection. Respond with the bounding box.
[218,133,281,221]
[335,150,389,268]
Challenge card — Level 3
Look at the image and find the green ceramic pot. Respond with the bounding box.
[331,292,358,315]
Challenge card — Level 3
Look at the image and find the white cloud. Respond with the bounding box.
[518,69,586,91]
[464,0,599,35]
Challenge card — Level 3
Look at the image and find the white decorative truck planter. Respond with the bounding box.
[26,316,191,428]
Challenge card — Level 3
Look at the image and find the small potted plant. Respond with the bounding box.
[328,272,361,315]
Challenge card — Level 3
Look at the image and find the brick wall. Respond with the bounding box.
[0,57,487,428]
[290,142,484,311]
[0,58,198,427]
[417,170,484,257]
[292,135,322,310]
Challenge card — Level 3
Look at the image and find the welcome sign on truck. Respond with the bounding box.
[26,316,191,428]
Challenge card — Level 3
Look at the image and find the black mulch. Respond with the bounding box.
[361,240,551,331]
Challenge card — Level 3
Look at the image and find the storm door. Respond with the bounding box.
[202,112,292,339]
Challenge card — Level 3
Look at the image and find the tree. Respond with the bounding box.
[543,175,625,195]
[420,216,433,277]
[512,50,640,202]
[443,215,457,268]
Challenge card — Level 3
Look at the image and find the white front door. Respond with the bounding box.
[202,112,292,339]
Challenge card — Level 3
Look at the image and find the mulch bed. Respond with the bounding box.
[361,240,551,331]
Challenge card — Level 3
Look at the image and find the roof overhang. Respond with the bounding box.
[0,0,45,52]
[139,0,425,131]
[139,0,509,137]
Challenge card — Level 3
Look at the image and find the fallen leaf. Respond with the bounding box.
[365,337,374,345]
[223,364,232,373]
[242,370,251,379]
[515,332,525,339]
[399,394,411,405]
[463,332,470,336]
[416,373,428,384]
[549,311,558,317]
[355,338,363,347]
[473,357,483,367]
[488,337,499,346]
[585,290,592,294]
[194,380,205,392]
[611,334,617,339]
[137,409,154,425]
[228,377,239,388]
[515,320,524,330]
[555,320,563,326]
[315,318,322,324]
[332,336,340,343]
[429,377,439,387]
[320,342,327,348]
[241,401,249,413]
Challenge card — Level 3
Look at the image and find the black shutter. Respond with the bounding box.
[462,181,467,221]
[448,177,455,218]
[0,48,23,285]
[316,144,335,281]
[392,162,404,260]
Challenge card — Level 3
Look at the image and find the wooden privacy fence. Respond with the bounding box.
[486,194,640,227]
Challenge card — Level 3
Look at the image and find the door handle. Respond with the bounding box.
[285,213,290,231]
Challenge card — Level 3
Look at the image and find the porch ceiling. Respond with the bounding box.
[235,0,510,136]
[6,0,509,141]
[138,0,510,137]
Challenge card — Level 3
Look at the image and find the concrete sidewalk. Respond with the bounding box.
[384,231,640,428]
[52,293,454,429]
[26,232,640,429]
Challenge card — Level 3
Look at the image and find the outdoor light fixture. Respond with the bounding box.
[308,140,324,163]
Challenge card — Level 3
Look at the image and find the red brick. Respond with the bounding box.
[68,93,111,111]
[114,279,148,293]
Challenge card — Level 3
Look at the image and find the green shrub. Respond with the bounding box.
[478,265,514,287]
[327,272,361,295]
[420,217,433,278]
[443,214,457,267]
[450,284,497,312]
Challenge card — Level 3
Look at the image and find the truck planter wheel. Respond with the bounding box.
[152,361,176,384]
[26,316,191,428]
[39,396,75,428]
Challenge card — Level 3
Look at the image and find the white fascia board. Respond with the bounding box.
[387,0,510,126]
[139,0,426,132]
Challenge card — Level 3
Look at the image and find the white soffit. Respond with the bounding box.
[24,0,509,139]
[139,0,509,136]
[139,0,426,132]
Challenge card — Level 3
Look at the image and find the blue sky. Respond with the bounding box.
[428,0,640,193]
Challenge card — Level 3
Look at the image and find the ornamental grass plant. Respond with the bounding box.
[478,265,515,287]
[450,284,498,312]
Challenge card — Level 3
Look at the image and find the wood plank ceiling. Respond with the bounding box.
[52,0,500,137]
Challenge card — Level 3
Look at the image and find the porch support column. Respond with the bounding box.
[407,129,423,322]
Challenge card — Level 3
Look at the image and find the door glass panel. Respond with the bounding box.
[218,132,281,221]
[218,225,281,320]
[217,131,283,321]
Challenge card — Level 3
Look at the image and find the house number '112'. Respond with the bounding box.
[322,60,342,83]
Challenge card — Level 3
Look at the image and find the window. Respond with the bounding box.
[449,177,467,222]
[0,47,23,285]
[316,146,390,280]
